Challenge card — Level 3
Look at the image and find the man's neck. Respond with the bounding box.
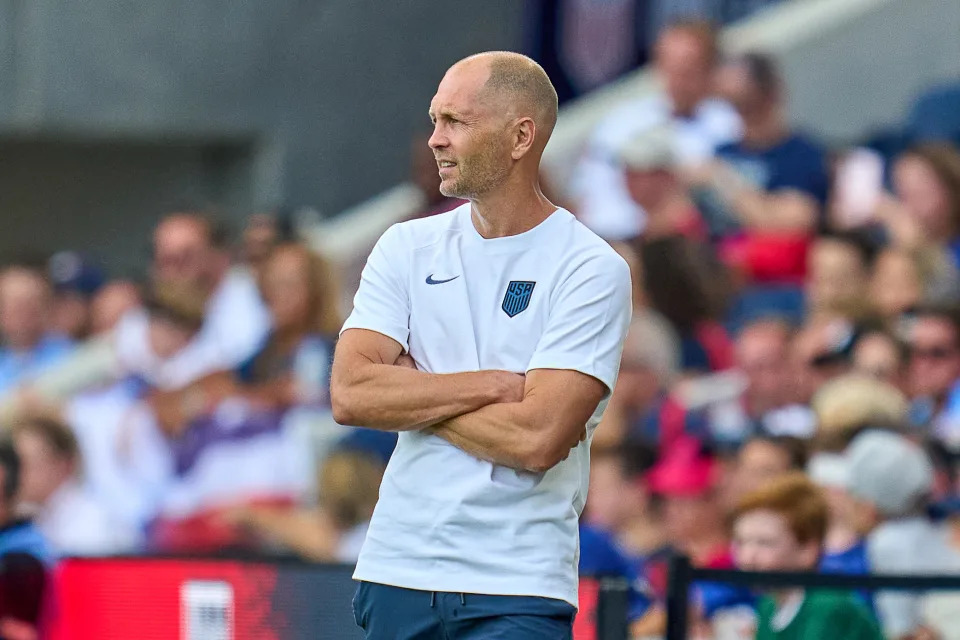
[742,114,789,149]
[470,179,556,239]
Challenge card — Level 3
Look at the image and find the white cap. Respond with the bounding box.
[617,125,678,171]
[844,430,934,518]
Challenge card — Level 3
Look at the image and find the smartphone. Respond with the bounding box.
[181,580,234,640]
[833,148,885,227]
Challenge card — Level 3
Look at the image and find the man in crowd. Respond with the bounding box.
[0,264,74,393]
[688,52,829,284]
[905,305,960,451]
[573,19,740,239]
[13,416,135,556]
[0,439,49,639]
[113,212,270,389]
[844,430,956,639]
[732,473,883,639]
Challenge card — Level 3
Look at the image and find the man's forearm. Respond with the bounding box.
[431,402,580,473]
[331,363,516,432]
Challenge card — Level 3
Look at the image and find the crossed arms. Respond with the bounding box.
[330,328,607,473]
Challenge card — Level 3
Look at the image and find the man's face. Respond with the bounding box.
[806,240,867,316]
[655,30,712,115]
[153,219,213,289]
[736,326,789,415]
[13,430,71,506]
[0,269,51,350]
[586,457,645,532]
[715,63,769,124]
[908,316,960,400]
[733,509,818,572]
[429,62,512,199]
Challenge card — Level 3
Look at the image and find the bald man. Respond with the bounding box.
[332,52,632,638]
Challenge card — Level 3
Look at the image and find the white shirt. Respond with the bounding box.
[114,267,271,389]
[572,95,741,239]
[36,479,137,556]
[341,204,632,606]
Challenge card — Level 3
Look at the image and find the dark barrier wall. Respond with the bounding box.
[0,0,524,270]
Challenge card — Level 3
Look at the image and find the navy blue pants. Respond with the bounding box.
[352,581,576,639]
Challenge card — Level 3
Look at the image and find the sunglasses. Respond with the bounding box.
[910,346,958,361]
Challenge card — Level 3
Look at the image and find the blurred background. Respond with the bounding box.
[1,0,960,638]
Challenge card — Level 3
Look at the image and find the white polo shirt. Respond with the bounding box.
[341,204,632,606]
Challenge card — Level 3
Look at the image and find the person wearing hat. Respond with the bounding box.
[845,430,957,639]
[47,251,105,341]
[619,125,707,240]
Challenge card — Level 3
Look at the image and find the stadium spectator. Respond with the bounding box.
[807,452,871,579]
[0,265,74,394]
[805,233,874,322]
[870,247,959,321]
[596,309,688,451]
[113,212,270,389]
[618,125,707,240]
[639,235,735,373]
[47,251,104,341]
[0,439,48,640]
[883,144,960,270]
[731,473,883,640]
[688,52,829,284]
[12,416,135,556]
[239,210,295,278]
[225,449,383,562]
[572,19,740,239]
[789,317,856,406]
[723,435,807,509]
[730,318,811,439]
[810,374,908,452]
[904,305,960,450]
[844,430,955,639]
[852,328,908,388]
[88,279,141,335]
[585,444,665,566]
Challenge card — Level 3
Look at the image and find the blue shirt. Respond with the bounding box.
[820,540,876,614]
[716,133,830,207]
[578,524,652,621]
[0,520,52,565]
[0,334,74,393]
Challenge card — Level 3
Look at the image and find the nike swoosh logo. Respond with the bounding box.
[425,274,460,285]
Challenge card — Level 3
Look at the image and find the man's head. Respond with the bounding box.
[732,473,828,572]
[647,438,723,545]
[715,52,783,128]
[0,439,20,524]
[619,125,681,212]
[90,280,142,335]
[806,233,874,318]
[869,248,925,319]
[654,21,719,116]
[735,317,793,416]
[429,51,558,200]
[152,213,229,293]
[726,436,806,509]
[586,444,657,533]
[844,430,934,533]
[906,305,960,402]
[613,310,682,414]
[144,282,207,360]
[852,329,908,388]
[12,417,79,507]
[0,265,54,351]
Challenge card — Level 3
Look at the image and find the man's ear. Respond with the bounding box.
[797,539,821,569]
[511,117,537,160]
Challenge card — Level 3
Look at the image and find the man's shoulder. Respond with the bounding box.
[383,204,469,248]
[561,215,630,273]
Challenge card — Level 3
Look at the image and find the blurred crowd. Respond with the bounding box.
[562,19,960,640]
[0,13,958,640]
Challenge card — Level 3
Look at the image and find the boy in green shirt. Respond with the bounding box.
[731,473,883,640]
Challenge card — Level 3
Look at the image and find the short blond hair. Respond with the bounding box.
[811,373,908,450]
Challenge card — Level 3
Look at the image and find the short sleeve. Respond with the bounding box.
[340,224,411,352]
[526,251,632,392]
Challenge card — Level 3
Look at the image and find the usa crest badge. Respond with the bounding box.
[501,281,536,318]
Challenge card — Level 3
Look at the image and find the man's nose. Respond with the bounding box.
[428,126,447,150]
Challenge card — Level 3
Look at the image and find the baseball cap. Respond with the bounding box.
[617,125,678,171]
[845,430,934,518]
[48,251,104,297]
